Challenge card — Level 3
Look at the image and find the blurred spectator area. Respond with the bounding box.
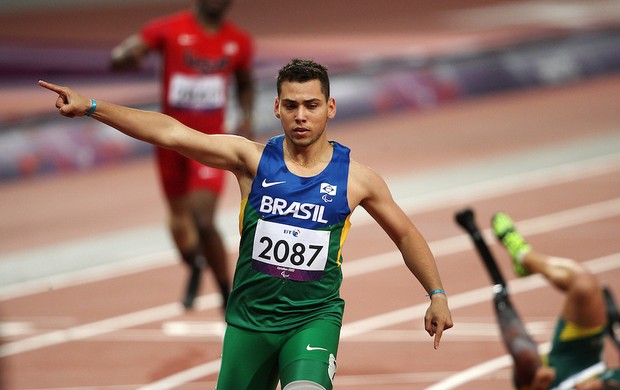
[1,0,620,180]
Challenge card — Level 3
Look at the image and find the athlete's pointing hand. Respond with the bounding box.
[425,295,453,349]
[39,80,91,118]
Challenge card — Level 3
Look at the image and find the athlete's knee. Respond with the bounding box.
[196,221,220,240]
[280,357,335,390]
[571,270,601,302]
[168,217,198,250]
[190,190,218,221]
[167,205,194,232]
[169,216,191,235]
[283,380,326,390]
[164,205,200,255]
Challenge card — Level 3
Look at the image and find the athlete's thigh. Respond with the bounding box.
[216,325,280,390]
[188,189,219,226]
[279,320,340,390]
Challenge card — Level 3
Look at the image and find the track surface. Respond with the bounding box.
[1,73,620,389]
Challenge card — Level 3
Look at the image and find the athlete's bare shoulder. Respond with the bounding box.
[347,158,389,211]
[233,137,266,198]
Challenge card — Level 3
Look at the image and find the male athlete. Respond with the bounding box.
[490,211,620,389]
[39,58,452,389]
[110,0,254,309]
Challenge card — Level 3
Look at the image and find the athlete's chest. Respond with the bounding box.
[249,171,347,282]
[163,26,240,73]
[251,166,348,230]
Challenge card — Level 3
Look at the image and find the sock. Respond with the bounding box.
[181,249,198,267]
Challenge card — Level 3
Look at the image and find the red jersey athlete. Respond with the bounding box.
[110,0,255,310]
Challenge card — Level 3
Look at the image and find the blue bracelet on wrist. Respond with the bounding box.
[86,99,97,116]
[427,289,446,299]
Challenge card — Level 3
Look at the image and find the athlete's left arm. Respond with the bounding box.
[351,162,453,349]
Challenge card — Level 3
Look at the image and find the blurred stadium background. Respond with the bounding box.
[1,0,620,181]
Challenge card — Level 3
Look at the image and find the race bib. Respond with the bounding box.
[168,73,226,110]
[252,219,330,281]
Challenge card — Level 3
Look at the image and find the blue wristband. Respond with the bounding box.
[86,99,97,116]
[427,289,446,299]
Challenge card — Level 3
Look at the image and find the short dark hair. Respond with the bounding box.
[276,59,330,99]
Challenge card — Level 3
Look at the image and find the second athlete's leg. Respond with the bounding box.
[166,195,204,309]
[156,147,205,309]
[492,287,544,388]
[189,189,230,308]
[492,212,606,328]
[522,252,606,328]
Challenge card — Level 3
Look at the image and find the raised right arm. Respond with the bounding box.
[38,80,262,178]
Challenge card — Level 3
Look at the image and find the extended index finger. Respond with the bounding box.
[433,324,444,350]
[38,80,63,94]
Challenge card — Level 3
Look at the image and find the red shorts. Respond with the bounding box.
[155,146,226,199]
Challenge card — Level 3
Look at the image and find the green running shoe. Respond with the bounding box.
[492,212,531,277]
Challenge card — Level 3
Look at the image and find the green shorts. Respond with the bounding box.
[546,318,605,388]
[216,319,340,389]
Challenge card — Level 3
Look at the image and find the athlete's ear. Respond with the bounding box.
[327,97,336,120]
[273,97,281,118]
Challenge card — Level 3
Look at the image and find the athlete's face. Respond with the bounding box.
[196,0,231,19]
[274,80,336,147]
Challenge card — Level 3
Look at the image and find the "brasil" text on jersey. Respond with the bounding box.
[259,195,328,224]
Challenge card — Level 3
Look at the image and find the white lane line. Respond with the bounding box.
[50,321,550,343]
[334,370,501,387]
[0,321,34,337]
[139,360,223,390]
[342,321,553,342]
[162,321,226,338]
[0,250,177,301]
[0,294,221,358]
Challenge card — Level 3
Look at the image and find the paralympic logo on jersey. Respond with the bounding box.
[259,195,328,224]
